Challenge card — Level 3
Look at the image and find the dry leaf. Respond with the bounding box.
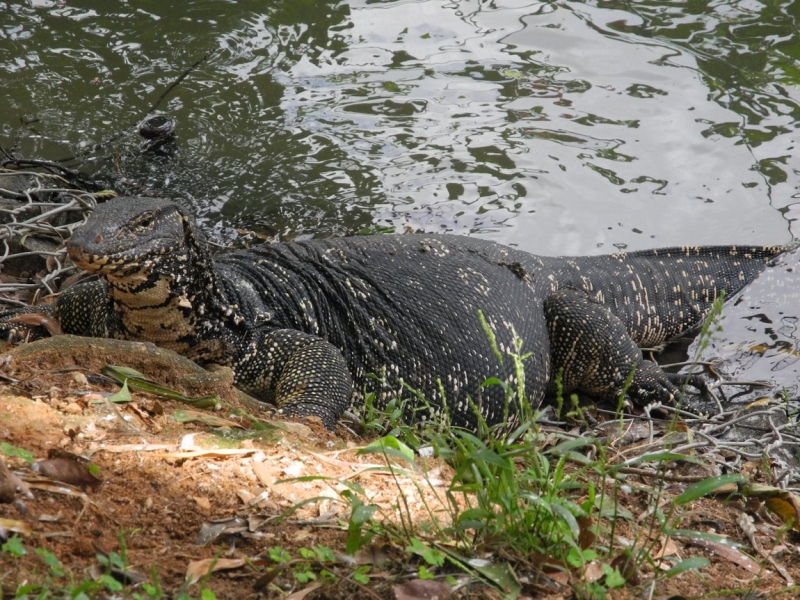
[684,539,759,573]
[292,528,313,543]
[741,482,800,531]
[153,449,257,459]
[32,457,102,488]
[237,489,255,504]
[764,496,800,531]
[172,409,244,429]
[583,561,604,583]
[92,443,173,453]
[251,459,272,487]
[7,313,63,336]
[0,518,33,536]
[652,536,678,560]
[709,483,739,496]
[275,421,313,436]
[316,496,330,515]
[610,550,641,585]
[195,516,248,546]
[577,515,595,550]
[355,543,390,566]
[24,478,92,501]
[393,578,451,600]
[247,513,276,531]
[244,490,273,508]
[195,517,247,546]
[738,512,794,585]
[185,557,246,585]
[530,549,566,572]
[285,581,323,600]
[193,496,211,515]
[548,571,570,585]
[745,397,773,408]
[144,399,164,415]
[38,513,62,523]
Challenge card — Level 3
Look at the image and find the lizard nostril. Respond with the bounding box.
[95,234,103,244]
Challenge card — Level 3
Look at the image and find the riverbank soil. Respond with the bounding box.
[0,337,798,599]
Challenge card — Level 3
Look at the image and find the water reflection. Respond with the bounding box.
[0,0,798,251]
[686,245,800,405]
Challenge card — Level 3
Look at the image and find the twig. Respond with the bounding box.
[147,48,216,115]
[0,171,98,306]
[54,49,217,165]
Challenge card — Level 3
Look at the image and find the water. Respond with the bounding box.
[3,0,800,392]
[686,246,800,405]
[3,0,798,252]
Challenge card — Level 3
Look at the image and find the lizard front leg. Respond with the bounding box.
[234,328,353,429]
[0,280,114,341]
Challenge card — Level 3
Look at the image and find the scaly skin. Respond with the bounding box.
[1,197,788,430]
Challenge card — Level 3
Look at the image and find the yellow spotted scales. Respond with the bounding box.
[0,197,789,430]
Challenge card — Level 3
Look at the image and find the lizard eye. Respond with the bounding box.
[137,212,155,228]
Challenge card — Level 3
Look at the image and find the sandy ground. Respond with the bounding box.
[1,336,799,599]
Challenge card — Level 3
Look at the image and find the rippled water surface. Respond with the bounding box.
[2,0,799,253]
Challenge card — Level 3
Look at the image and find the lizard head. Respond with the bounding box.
[68,196,244,330]
[67,196,199,278]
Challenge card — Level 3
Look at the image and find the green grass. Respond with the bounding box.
[0,531,217,600]
[277,299,778,598]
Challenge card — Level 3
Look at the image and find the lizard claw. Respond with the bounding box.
[625,361,704,406]
[0,308,60,343]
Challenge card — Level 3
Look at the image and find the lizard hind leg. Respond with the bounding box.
[544,288,694,406]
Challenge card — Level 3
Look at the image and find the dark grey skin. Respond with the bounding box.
[0,197,789,430]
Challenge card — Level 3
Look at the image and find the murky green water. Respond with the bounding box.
[2,0,799,253]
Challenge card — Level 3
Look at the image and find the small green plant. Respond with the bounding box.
[1,442,34,464]
[2,535,26,558]
[35,547,65,577]
[1,530,219,600]
[342,491,378,554]
[352,565,371,584]
[417,565,435,580]
[620,294,735,582]
[134,578,165,600]
[268,546,291,564]
[291,319,590,595]
[278,303,751,597]
[477,309,536,431]
[264,545,339,587]
[293,561,316,583]
[327,318,603,596]
[566,547,597,568]
[361,381,414,439]
[406,537,445,570]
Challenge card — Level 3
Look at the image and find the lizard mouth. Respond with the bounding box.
[67,243,129,275]
[67,243,95,269]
